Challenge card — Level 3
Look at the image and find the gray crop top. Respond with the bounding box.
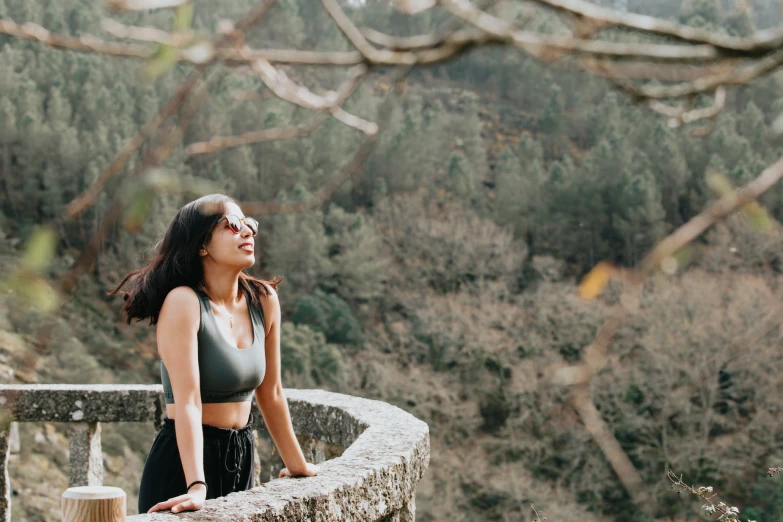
[161,286,266,404]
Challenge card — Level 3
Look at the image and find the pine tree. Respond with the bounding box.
[264,186,332,300]
[322,204,389,303]
[539,85,564,134]
[445,151,475,201]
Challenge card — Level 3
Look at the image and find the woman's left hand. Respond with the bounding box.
[279,462,320,478]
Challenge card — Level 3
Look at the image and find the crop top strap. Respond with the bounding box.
[188,286,209,334]
[240,286,266,335]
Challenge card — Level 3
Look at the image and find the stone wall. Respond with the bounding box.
[0,385,430,521]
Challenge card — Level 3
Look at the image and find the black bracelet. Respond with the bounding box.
[187,480,207,493]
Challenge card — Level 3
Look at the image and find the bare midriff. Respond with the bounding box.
[165,401,253,430]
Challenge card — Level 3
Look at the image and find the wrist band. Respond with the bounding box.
[187,480,207,492]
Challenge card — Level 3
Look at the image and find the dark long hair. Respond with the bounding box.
[108,193,282,325]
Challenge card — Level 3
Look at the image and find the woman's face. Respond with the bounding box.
[200,201,256,268]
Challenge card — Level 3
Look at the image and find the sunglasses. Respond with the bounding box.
[218,214,259,236]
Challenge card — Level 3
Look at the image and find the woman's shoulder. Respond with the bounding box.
[249,281,278,331]
[258,281,278,299]
[165,285,201,301]
[159,286,201,320]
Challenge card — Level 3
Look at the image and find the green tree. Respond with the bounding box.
[264,185,332,300]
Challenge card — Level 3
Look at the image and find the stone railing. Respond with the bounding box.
[0,385,430,521]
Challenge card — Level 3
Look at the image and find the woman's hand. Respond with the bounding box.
[279,462,320,478]
[147,484,207,514]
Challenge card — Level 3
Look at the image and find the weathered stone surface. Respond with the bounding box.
[7,424,17,455]
[0,385,163,423]
[129,389,430,521]
[69,422,103,487]
[297,435,343,465]
[0,426,9,522]
[0,386,430,521]
[378,495,414,522]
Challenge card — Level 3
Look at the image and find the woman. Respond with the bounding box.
[109,194,319,514]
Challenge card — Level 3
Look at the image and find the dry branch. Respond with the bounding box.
[101,18,194,47]
[551,152,783,506]
[186,118,328,155]
[613,48,783,99]
[528,0,783,55]
[441,0,724,62]
[106,0,190,10]
[239,67,412,215]
[65,71,203,218]
[0,18,152,59]
[647,87,726,128]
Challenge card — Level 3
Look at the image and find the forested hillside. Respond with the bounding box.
[2,0,783,520]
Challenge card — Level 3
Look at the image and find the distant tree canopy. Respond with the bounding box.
[1,0,782,277]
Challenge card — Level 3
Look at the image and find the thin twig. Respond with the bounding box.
[186,117,328,155]
[359,0,503,51]
[667,470,744,521]
[647,87,726,127]
[101,18,195,47]
[106,0,190,10]
[0,18,152,59]
[530,503,547,522]
[613,48,783,99]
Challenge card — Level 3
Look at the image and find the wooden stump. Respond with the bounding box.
[62,486,126,522]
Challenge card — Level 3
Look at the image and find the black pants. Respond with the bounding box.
[137,413,255,514]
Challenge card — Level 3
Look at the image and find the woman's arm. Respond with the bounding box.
[148,286,208,513]
[255,285,317,477]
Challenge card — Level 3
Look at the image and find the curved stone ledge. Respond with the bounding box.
[0,385,430,521]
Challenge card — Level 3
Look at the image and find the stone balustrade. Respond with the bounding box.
[0,385,430,521]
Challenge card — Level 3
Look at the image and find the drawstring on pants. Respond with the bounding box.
[223,429,248,490]
[158,413,253,494]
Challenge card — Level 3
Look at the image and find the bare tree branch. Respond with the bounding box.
[550,152,783,505]
[186,117,328,155]
[63,0,278,219]
[101,18,195,47]
[362,0,505,52]
[320,0,393,62]
[106,0,189,10]
[613,48,783,99]
[0,19,466,66]
[239,67,411,215]
[361,26,483,51]
[441,0,724,62]
[0,18,153,59]
[570,387,649,505]
[528,0,783,55]
[226,18,377,138]
[61,80,213,296]
[64,71,202,218]
[579,56,736,83]
[647,87,726,127]
[224,47,366,66]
